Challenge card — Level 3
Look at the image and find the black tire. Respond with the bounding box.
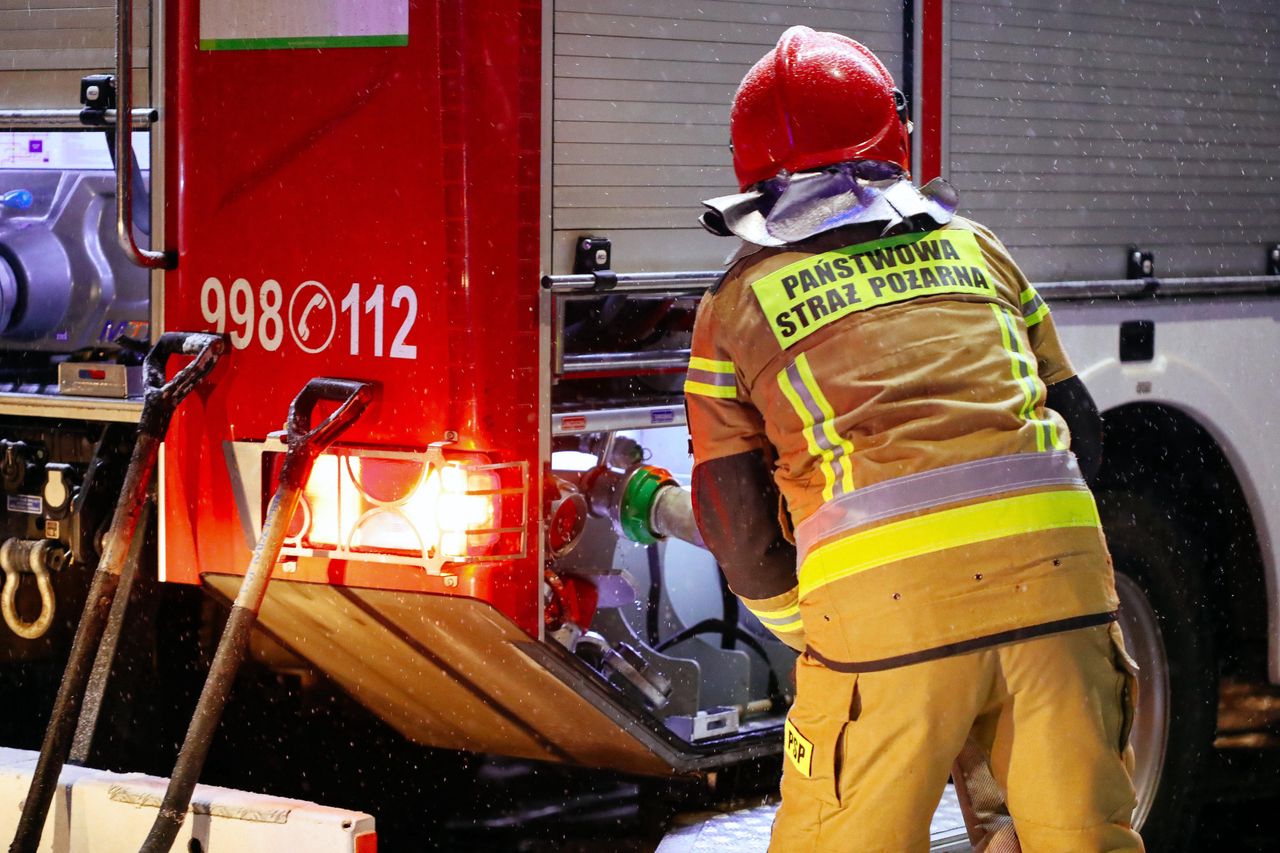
[1097,490,1217,853]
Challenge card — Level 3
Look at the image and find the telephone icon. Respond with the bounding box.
[297,294,327,342]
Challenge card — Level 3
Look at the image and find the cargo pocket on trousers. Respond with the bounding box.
[783,655,859,806]
[1107,622,1140,753]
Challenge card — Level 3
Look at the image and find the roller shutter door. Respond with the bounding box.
[0,0,148,109]
[947,0,1280,280]
[551,0,904,273]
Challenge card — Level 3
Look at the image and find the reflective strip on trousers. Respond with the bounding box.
[795,450,1086,564]
[777,353,855,501]
[991,304,1064,452]
[799,487,1100,598]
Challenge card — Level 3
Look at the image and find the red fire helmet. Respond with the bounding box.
[730,26,910,190]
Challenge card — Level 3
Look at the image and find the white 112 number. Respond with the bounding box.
[340,283,418,359]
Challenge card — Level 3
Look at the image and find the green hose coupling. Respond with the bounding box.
[618,465,677,545]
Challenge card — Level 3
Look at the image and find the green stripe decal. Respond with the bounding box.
[199,34,409,51]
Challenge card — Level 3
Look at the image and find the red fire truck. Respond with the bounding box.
[1,1,1279,851]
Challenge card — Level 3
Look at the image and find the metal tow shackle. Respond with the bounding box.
[0,540,66,640]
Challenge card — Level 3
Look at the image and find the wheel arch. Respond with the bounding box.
[1096,401,1271,681]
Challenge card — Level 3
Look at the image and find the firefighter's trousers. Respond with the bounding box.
[769,624,1145,853]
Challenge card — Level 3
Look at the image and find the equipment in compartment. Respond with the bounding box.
[0,166,150,382]
[549,428,794,745]
[0,420,135,654]
[544,257,793,750]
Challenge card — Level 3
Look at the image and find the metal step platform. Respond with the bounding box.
[657,784,971,852]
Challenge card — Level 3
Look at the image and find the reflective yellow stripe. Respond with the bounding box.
[747,602,800,620]
[799,489,1099,598]
[778,361,838,501]
[745,599,803,633]
[794,355,856,495]
[992,305,1064,451]
[1020,288,1049,327]
[688,356,735,374]
[992,304,1042,451]
[684,380,737,399]
[1024,302,1050,327]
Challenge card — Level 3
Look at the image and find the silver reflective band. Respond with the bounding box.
[782,360,852,497]
[795,450,1086,564]
[685,368,736,387]
[754,611,801,629]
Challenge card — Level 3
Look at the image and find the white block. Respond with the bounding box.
[0,748,375,852]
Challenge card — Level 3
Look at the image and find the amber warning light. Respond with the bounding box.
[260,443,528,571]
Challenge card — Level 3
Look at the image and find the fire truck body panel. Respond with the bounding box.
[1051,297,1280,680]
[161,0,544,642]
[155,0,781,774]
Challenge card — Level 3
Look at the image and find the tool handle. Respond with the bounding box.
[143,331,226,397]
[286,378,376,453]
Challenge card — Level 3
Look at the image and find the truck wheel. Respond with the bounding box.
[1099,492,1217,853]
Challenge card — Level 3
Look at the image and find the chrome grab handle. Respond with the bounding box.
[0,109,156,130]
[115,0,173,270]
[541,271,1280,300]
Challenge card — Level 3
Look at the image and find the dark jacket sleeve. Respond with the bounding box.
[1046,374,1103,484]
[691,450,797,601]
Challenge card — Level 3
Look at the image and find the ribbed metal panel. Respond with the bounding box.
[0,1,148,109]
[948,0,1280,280]
[551,0,904,273]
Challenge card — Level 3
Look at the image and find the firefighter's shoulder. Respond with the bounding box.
[942,214,1017,264]
[715,245,810,299]
[701,243,796,326]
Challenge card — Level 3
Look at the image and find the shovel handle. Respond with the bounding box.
[136,377,377,853]
[287,378,376,451]
[140,332,227,437]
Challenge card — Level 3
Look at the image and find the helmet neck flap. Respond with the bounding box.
[700,164,959,248]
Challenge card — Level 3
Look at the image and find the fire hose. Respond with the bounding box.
[9,331,226,853]
[138,377,375,853]
[581,463,703,548]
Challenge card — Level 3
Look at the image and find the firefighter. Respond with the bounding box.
[686,26,1144,853]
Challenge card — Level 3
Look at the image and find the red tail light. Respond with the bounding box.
[272,444,527,571]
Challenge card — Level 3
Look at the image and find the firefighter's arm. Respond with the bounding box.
[685,307,803,652]
[1018,278,1104,481]
[1046,375,1103,483]
[691,450,805,652]
[972,219,1104,480]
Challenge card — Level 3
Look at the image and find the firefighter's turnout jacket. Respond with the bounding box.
[686,215,1120,670]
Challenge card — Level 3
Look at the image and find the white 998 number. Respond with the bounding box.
[200,276,417,359]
